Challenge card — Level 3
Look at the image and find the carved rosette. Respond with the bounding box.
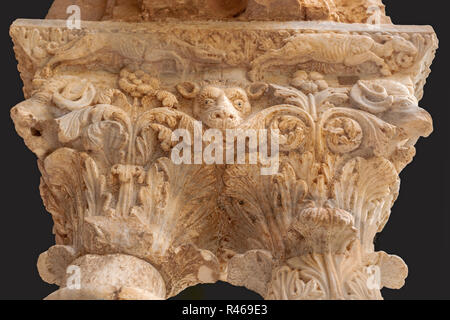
[9,17,437,300]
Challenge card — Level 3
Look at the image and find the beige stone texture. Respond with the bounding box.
[46,0,391,22]
[9,0,438,300]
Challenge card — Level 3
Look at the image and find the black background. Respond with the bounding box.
[0,0,448,300]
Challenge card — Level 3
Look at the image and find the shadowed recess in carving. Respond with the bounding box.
[170,281,263,300]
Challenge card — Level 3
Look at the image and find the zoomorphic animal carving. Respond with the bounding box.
[249,33,418,80]
[42,32,225,76]
[176,81,267,129]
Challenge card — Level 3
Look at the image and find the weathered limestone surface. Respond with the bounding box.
[10,0,437,300]
[47,0,392,23]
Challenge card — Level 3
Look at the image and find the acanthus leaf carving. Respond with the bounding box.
[268,266,325,300]
[332,157,400,252]
[9,16,437,300]
[222,161,308,258]
[39,148,88,248]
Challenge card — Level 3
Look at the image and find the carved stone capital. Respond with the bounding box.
[9,1,438,300]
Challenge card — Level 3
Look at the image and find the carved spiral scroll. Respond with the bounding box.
[324,117,363,154]
[244,104,315,152]
[53,77,97,111]
[319,107,396,157]
[350,79,417,114]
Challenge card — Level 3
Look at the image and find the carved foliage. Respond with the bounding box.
[12,65,430,300]
[221,79,428,259]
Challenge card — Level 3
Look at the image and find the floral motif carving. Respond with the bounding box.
[9,16,437,300]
